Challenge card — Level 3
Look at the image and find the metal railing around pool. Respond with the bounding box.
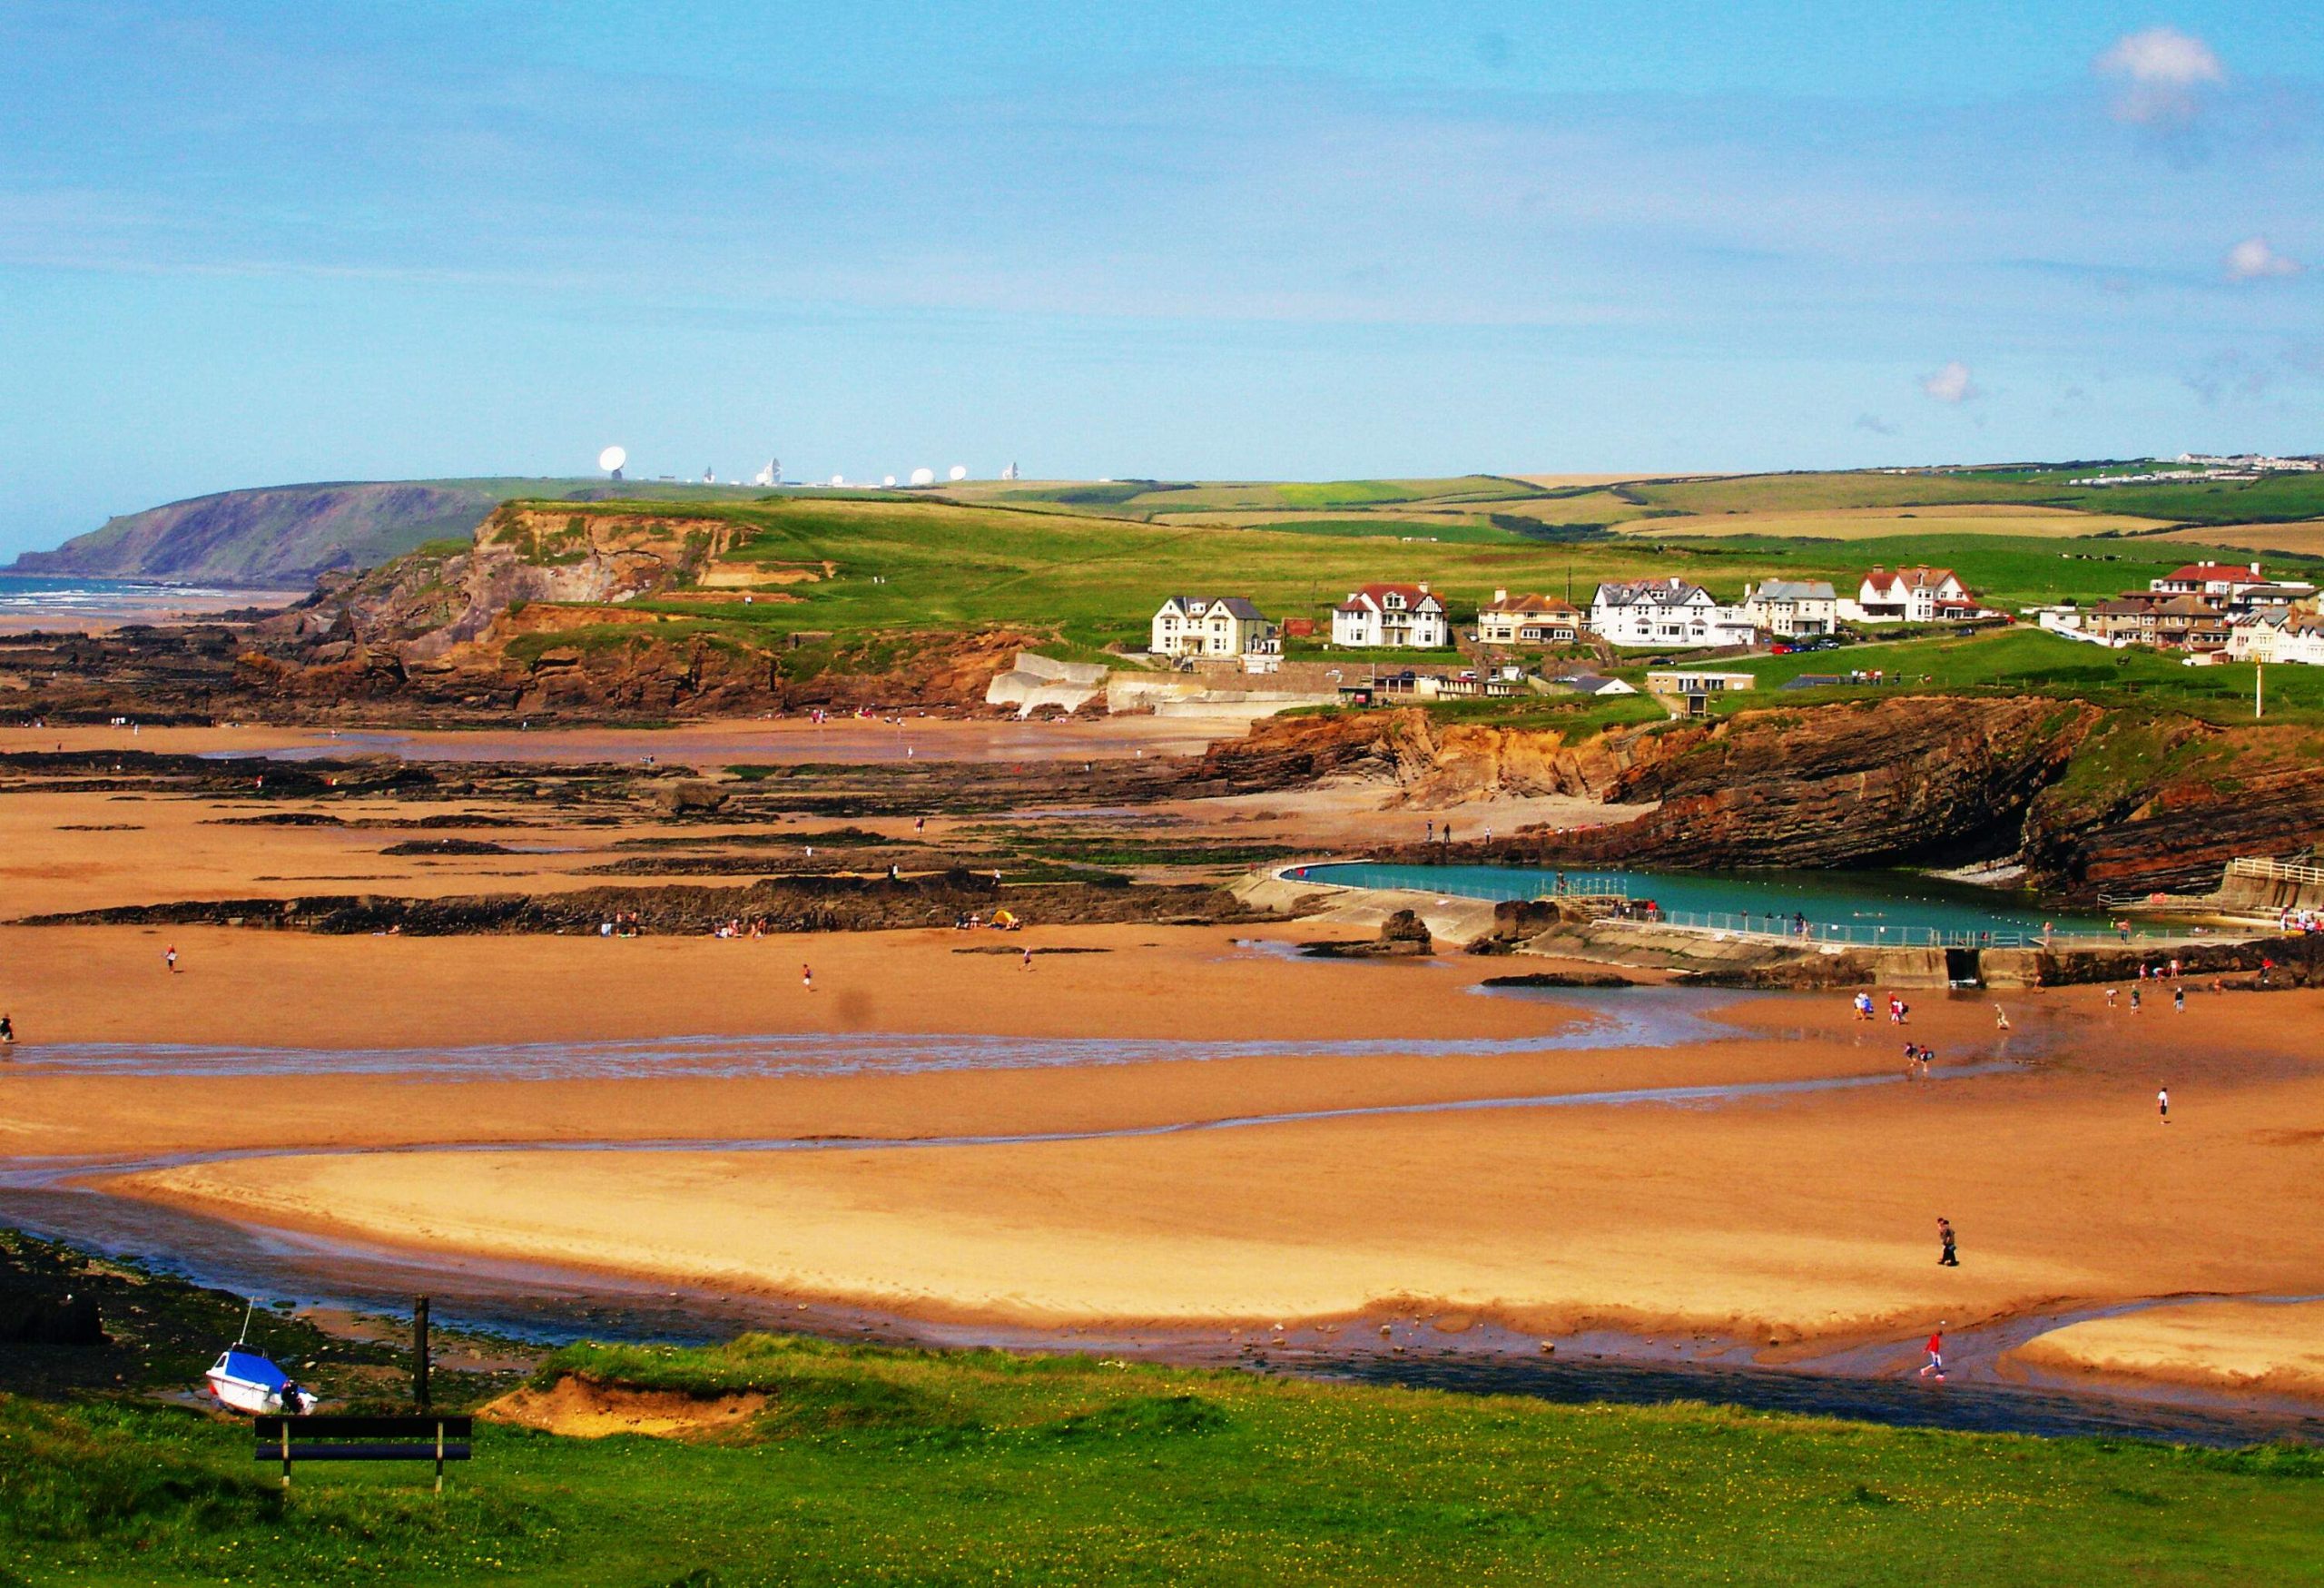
[1285,868,2206,949]
[1602,908,2172,951]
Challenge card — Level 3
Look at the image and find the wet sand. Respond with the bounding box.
[0,715,1233,764]
[3,714,2319,1411]
[2,914,2309,1388]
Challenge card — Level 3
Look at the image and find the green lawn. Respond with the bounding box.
[1694,626,2324,725]
[533,495,2317,661]
[8,1335,2322,1587]
[1623,467,2324,527]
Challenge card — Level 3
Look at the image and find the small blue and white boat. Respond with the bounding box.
[206,1348,317,1415]
[205,1302,318,1415]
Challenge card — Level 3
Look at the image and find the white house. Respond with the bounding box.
[1476,590,1585,646]
[2151,561,2270,600]
[2227,608,2324,666]
[1149,596,1278,659]
[1332,584,1450,648]
[1845,566,1980,624]
[1545,672,1638,697]
[1589,578,1756,649]
[1739,579,1838,638]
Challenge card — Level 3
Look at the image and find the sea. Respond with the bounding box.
[0,573,297,634]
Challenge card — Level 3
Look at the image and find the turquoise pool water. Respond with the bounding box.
[1293,862,2116,943]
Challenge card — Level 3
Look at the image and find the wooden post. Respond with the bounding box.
[435,1419,446,1494]
[281,1420,291,1488]
[413,1296,431,1411]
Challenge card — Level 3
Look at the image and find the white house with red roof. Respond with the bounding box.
[1332,583,1450,648]
[2150,560,2270,600]
[1846,566,1981,624]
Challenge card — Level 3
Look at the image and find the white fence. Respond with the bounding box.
[2228,856,2324,888]
[1621,909,2170,951]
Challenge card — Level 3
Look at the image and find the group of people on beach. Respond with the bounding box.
[596,912,643,938]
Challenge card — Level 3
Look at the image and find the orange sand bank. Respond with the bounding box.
[2010,1302,2324,1401]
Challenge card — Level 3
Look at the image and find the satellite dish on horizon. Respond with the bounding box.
[948,465,969,482]
[830,473,845,487]
[910,467,936,487]
[597,445,627,475]
[882,475,898,488]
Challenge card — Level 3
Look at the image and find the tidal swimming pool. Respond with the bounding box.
[1293,862,2119,944]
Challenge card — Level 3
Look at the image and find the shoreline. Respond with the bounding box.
[13,1179,2324,1444]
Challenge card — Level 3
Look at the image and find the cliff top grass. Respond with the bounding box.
[8,1330,2324,1587]
[508,494,2314,656]
[1696,627,2324,726]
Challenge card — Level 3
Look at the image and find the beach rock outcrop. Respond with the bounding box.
[1299,907,1435,958]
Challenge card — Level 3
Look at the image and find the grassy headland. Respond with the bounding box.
[7,1331,2322,1586]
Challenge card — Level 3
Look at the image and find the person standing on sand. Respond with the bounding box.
[2129,985,2142,1013]
[1020,946,1034,971]
[2159,1087,2170,1123]
[1937,1218,1958,1267]
[802,963,814,993]
[2106,987,2117,1010]
[2173,985,2186,1013]
[1918,1324,1947,1381]
[164,945,178,974]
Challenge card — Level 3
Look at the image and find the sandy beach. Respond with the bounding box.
[0,912,2312,1383]
[2,714,2319,1409]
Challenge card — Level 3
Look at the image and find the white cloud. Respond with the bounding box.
[2224,235,2302,281]
[2095,26,2225,127]
[1919,360,1977,404]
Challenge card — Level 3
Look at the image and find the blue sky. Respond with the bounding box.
[0,2,2317,557]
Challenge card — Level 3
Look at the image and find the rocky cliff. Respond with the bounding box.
[10,478,773,587]
[1215,697,2322,899]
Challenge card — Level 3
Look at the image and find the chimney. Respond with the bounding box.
[1417,581,1430,595]
[1492,588,1507,605]
[2253,561,2262,575]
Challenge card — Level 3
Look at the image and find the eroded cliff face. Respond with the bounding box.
[2020,717,2324,894]
[223,507,1038,718]
[1245,695,2314,897]
[1193,710,1674,801]
[1563,695,2106,871]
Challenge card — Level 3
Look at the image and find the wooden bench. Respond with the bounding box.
[252,1415,472,1491]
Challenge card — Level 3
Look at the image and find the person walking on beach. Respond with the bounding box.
[1936,1218,1958,1267]
[1993,1003,2011,1031]
[2105,986,2117,1010]
[1020,945,1034,972]
[2129,985,2142,1013]
[2158,1086,2170,1124]
[1918,1324,1947,1381]
[801,962,814,993]
[2173,985,2186,1013]
[164,944,178,974]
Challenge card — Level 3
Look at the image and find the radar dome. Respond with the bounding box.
[948,464,969,481]
[910,467,936,487]
[597,445,627,474]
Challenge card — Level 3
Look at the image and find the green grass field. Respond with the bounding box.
[526,494,2316,658]
[1687,627,2324,726]
[8,1335,2322,1587]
